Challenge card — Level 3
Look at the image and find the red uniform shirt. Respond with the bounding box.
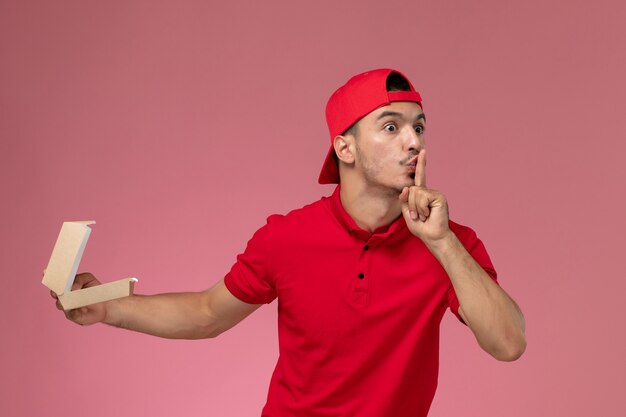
[224,186,498,417]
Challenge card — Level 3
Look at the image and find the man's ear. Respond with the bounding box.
[333,135,355,165]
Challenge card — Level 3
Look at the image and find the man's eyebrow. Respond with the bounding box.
[376,110,426,122]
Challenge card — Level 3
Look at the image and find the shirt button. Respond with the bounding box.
[363,245,369,251]
[358,273,365,279]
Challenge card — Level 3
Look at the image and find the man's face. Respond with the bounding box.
[348,101,426,193]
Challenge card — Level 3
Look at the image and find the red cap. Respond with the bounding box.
[318,68,423,184]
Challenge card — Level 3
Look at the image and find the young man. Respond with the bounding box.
[52,68,526,417]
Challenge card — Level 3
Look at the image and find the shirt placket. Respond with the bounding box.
[349,228,384,307]
[348,227,398,307]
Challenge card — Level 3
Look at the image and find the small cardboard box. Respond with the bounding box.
[42,221,137,310]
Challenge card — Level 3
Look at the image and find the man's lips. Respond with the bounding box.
[406,155,418,171]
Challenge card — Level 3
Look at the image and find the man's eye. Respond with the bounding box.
[384,124,397,132]
[415,125,425,134]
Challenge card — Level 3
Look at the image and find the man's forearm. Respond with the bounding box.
[104,291,218,339]
[425,232,526,361]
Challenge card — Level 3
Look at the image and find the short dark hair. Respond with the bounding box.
[386,71,411,92]
[343,121,359,138]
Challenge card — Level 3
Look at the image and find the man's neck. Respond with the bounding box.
[339,182,403,233]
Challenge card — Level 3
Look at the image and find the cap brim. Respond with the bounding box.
[318,144,339,184]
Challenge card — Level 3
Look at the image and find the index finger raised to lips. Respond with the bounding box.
[415,149,426,187]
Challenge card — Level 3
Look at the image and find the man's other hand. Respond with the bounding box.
[48,271,108,326]
[399,149,451,243]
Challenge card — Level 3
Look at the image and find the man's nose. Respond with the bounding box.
[404,127,422,152]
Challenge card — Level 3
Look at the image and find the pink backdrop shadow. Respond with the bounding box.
[1,1,624,416]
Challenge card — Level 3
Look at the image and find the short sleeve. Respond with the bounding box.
[445,222,498,324]
[223,221,277,304]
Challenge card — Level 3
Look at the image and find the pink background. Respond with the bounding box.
[1,0,624,415]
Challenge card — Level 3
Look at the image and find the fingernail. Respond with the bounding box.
[410,211,418,220]
[419,214,426,222]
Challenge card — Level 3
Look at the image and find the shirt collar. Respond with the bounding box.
[328,185,407,240]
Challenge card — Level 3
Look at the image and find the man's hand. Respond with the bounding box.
[399,149,451,243]
[49,271,108,326]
